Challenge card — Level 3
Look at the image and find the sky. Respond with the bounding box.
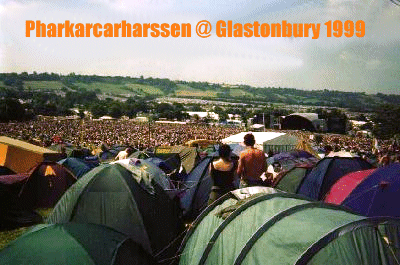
[0,0,399,94]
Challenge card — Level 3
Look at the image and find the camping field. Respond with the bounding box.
[0,208,52,250]
[0,227,29,249]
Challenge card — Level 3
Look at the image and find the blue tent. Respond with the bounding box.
[342,163,400,217]
[297,157,373,200]
[58,158,92,178]
[180,156,214,221]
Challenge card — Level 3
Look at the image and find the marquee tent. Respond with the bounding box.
[222,132,299,153]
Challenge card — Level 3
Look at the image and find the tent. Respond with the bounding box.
[47,143,76,157]
[47,163,183,263]
[184,139,217,148]
[0,165,14,176]
[324,169,375,205]
[325,163,400,217]
[58,157,93,178]
[155,145,200,174]
[222,132,299,153]
[0,161,77,210]
[297,157,374,200]
[179,156,214,221]
[0,223,155,265]
[18,161,77,209]
[178,191,400,265]
[111,158,172,192]
[273,165,314,193]
[296,138,319,157]
[270,150,319,171]
[0,136,64,173]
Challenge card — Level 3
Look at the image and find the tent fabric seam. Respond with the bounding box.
[233,202,362,265]
[198,193,314,265]
[295,217,400,265]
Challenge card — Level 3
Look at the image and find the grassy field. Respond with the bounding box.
[74,82,131,94]
[175,87,218,97]
[0,227,29,249]
[17,80,252,99]
[24,81,65,91]
[124,83,164,95]
[229,88,253,97]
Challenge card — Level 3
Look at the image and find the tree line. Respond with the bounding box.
[1,72,400,139]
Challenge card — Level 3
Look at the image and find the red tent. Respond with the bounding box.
[324,169,375,204]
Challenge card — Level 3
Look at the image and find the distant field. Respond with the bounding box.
[74,82,131,95]
[176,84,195,90]
[175,88,217,97]
[24,81,65,91]
[124,83,164,95]
[229,88,252,97]
[274,93,287,100]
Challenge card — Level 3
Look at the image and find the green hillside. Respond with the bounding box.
[24,81,64,91]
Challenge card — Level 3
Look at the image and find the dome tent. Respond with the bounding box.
[0,223,155,265]
[58,157,93,179]
[178,191,400,265]
[297,157,373,200]
[0,161,77,212]
[325,163,400,217]
[179,155,214,221]
[47,163,183,263]
[273,165,313,193]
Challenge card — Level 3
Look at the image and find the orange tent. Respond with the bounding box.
[0,136,63,173]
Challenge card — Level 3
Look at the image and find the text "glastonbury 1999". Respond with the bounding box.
[26,20,366,39]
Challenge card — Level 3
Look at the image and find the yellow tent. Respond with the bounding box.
[295,138,319,157]
[184,139,217,148]
[0,136,63,173]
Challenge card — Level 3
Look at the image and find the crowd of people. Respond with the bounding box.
[1,117,399,166]
[0,118,242,150]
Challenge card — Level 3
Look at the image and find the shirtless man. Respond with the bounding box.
[237,133,267,187]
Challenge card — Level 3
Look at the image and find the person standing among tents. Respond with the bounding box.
[115,147,132,160]
[208,144,238,204]
[237,133,267,187]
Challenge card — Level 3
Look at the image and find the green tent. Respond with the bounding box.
[155,145,199,174]
[0,223,155,265]
[47,163,183,263]
[273,166,313,193]
[263,134,299,153]
[178,191,400,265]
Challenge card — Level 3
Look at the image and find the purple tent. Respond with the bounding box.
[342,162,400,217]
